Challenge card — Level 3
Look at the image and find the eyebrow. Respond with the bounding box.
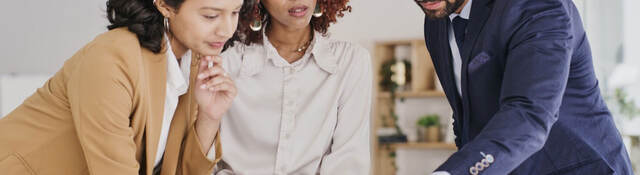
[201,7,224,11]
[201,4,243,11]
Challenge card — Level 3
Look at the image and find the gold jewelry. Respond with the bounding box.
[313,3,323,17]
[272,39,311,53]
[295,39,312,53]
[271,31,313,53]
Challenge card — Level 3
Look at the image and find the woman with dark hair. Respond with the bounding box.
[215,0,372,174]
[0,0,243,174]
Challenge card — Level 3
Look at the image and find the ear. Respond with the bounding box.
[155,0,177,18]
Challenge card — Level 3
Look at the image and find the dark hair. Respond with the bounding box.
[106,0,185,53]
[229,0,352,46]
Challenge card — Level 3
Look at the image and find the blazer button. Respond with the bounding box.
[469,166,479,175]
[486,154,494,163]
[481,152,494,163]
[481,159,491,167]
[475,162,486,171]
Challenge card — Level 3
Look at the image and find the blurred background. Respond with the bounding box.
[0,0,638,174]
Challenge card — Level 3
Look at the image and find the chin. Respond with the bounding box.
[425,9,450,19]
[287,19,312,28]
[196,49,222,57]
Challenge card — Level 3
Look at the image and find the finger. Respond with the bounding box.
[215,81,237,96]
[206,76,232,88]
[197,65,226,80]
[211,55,223,65]
[200,55,221,69]
[198,56,213,74]
[201,75,232,89]
[207,60,214,69]
[209,83,236,94]
[205,77,233,90]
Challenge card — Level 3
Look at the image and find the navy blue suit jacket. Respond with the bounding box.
[423,0,634,174]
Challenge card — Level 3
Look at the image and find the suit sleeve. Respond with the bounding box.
[436,0,574,174]
[67,44,140,175]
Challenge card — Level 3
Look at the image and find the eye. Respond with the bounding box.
[204,15,219,20]
[232,11,240,16]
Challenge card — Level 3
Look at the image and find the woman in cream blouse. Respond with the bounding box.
[215,0,372,174]
[0,0,243,174]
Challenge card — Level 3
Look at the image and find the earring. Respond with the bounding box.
[164,17,170,31]
[249,2,263,31]
[250,19,262,31]
[313,3,323,17]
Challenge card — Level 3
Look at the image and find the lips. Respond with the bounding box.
[288,6,308,17]
[420,1,443,10]
[207,42,225,49]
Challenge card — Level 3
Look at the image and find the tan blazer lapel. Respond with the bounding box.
[159,53,202,175]
[140,48,167,174]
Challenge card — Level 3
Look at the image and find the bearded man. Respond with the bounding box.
[415,0,634,174]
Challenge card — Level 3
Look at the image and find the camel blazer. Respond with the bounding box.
[0,27,221,175]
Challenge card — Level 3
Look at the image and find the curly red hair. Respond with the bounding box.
[227,0,352,47]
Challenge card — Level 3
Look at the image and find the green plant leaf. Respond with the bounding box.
[417,114,440,127]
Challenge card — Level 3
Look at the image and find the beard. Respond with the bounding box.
[418,0,466,19]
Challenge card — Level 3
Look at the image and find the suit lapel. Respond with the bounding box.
[459,0,493,145]
[159,53,201,175]
[425,17,464,116]
[461,0,493,64]
[140,48,167,174]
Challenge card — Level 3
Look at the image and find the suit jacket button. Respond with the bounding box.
[470,166,479,175]
[475,162,486,171]
[481,159,491,167]
[485,154,494,163]
[481,152,495,163]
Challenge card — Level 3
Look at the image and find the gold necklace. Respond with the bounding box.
[272,39,311,53]
[294,39,312,53]
[270,32,313,53]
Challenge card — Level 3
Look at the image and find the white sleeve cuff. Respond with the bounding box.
[432,171,451,175]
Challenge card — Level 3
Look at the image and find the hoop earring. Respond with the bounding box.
[249,2,263,31]
[164,17,170,32]
[250,19,262,31]
[313,3,323,17]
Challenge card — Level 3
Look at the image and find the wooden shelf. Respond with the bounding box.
[385,142,457,150]
[378,91,446,98]
[375,40,414,46]
[372,39,450,175]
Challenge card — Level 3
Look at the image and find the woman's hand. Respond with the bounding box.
[194,55,237,121]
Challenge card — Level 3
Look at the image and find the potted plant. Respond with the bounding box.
[417,114,440,142]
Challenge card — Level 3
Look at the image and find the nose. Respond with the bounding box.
[215,14,236,39]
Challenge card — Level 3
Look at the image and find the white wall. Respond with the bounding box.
[329,0,425,51]
[579,0,624,91]
[622,0,640,103]
[0,0,425,75]
[0,74,50,117]
[0,0,108,74]
[0,0,106,116]
[0,0,623,77]
[622,0,639,64]
[0,79,2,116]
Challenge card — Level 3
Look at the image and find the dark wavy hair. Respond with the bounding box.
[228,0,352,47]
[106,0,185,53]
